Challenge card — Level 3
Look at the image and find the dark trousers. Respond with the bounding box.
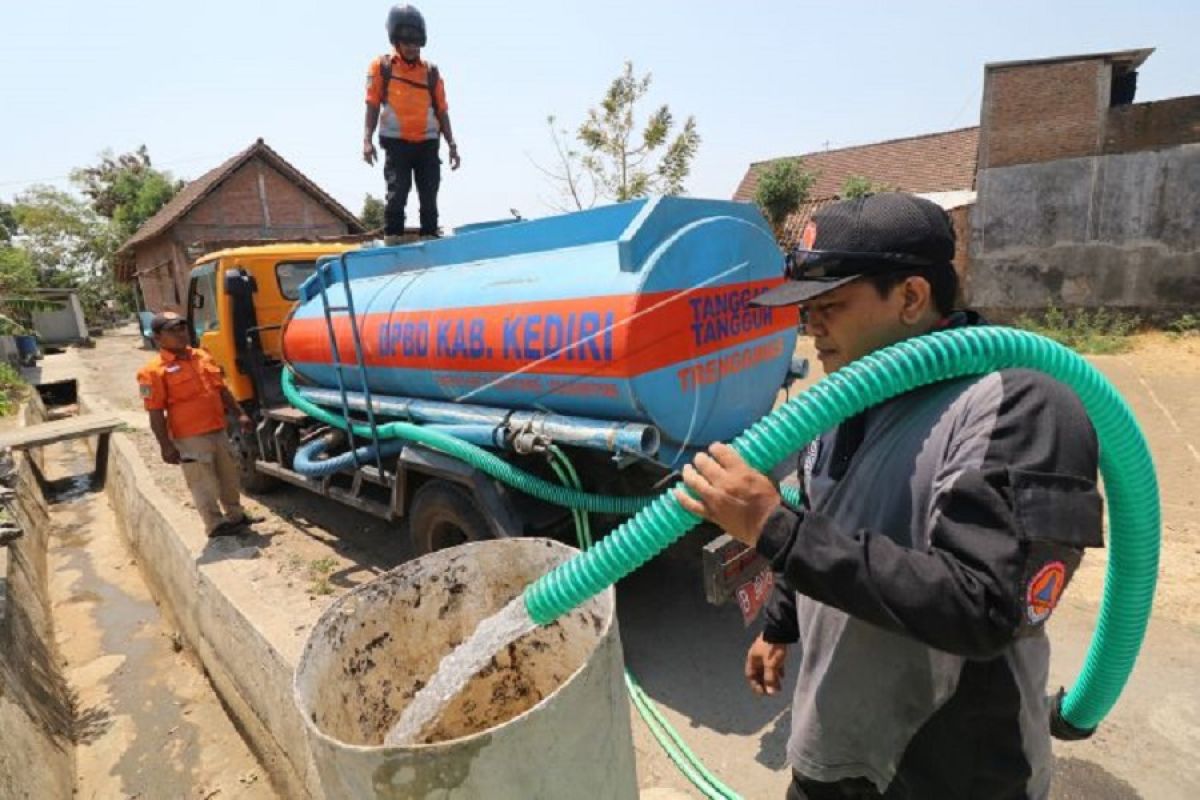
[382,138,441,236]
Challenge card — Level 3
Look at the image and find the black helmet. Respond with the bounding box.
[386,4,427,47]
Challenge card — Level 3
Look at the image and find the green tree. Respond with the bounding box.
[566,62,700,203]
[9,185,122,322]
[753,158,817,243]
[11,186,104,282]
[0,202,17,243]
[1,203,49,331]
[70,146,183,240]
[840,174,894,199]
[69,147,181,318]
[0,147,176,329]
[361,194,385,231]
[0,245,39,333]
[0,245,36,294]
[533,115,597,212]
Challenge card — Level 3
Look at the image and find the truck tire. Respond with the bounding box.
[409,480,494,556]
[228,427,279,494]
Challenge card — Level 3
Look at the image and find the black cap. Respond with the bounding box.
[753,192,956,307]
[150,311,187,334]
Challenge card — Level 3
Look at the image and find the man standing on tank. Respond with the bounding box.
[363,4,460,243]
[676,193,1105,798]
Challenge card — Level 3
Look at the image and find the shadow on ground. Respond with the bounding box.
[1050,757,1141,799]
[227,483,414,573]
[616,533,796,754]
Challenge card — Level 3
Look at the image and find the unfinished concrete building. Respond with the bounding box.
[970,48,1200,314]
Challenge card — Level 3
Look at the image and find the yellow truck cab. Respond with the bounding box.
[187,243,357,403]
[186,243,357,492]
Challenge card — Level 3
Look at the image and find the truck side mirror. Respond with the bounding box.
[191,293,205,309]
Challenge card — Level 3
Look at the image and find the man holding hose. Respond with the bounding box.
[676,193,1103,799]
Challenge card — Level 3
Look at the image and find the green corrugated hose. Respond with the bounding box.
[545,446,739,800]
[522,326,1160,732]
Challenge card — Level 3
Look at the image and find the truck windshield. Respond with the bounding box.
[277,261,317,300]
[190,262,220,337]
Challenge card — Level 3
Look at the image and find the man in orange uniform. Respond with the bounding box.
[363,4,461,242]
[137,312,260,538]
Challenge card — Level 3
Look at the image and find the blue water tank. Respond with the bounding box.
[283,197,797,466]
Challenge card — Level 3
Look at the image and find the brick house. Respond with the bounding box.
[731,127,979,278]
[116,139,364,313]
[734,47,1200,312]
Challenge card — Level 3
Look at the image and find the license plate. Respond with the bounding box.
[735,569,775,626]
[702,533,772,613]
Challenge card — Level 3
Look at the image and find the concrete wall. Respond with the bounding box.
[969,143,1200,311]
[0,445,75,799]
[30,294,89,345]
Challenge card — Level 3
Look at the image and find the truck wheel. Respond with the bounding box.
[409,481,494,556]
[228,427,279,494]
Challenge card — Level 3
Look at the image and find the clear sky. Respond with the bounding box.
[2,1,1196,229]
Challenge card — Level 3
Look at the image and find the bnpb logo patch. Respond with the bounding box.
[1026,561,1067,624]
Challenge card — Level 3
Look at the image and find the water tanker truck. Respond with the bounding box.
[186,197,803,605]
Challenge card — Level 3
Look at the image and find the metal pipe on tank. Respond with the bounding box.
[422,424,510,450]
[297,386,660,457]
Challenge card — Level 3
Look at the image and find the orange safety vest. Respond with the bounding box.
[137,347,228,440]
[365,54,448,142]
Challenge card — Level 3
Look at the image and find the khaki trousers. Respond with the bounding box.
[175,430,244,534]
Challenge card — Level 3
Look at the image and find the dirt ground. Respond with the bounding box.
[26,328,411,603]
[1070,334,1200,629]
[23,324,1200,798]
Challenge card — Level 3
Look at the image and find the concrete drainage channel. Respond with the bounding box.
[1,392,293,798]
[2,387,647,799]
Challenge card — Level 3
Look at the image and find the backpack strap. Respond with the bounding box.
[377,54,393,107]
[426,62,440,110]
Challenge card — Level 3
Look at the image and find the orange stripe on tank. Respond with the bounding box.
[283,280,797,379]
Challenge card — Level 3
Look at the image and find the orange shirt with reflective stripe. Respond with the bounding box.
[137,347,228,440]
[365,54,448,142]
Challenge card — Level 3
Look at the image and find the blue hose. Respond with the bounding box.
[292,436,407,478]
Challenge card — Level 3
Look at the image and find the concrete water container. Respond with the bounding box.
[293,538,637,799]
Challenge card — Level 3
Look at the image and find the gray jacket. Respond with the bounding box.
[758,367,1103,798]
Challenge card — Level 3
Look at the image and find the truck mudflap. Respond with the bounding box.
[701,533,774,625]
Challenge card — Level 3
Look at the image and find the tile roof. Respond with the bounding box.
[733,127,979,247]
[118,139,363,254]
